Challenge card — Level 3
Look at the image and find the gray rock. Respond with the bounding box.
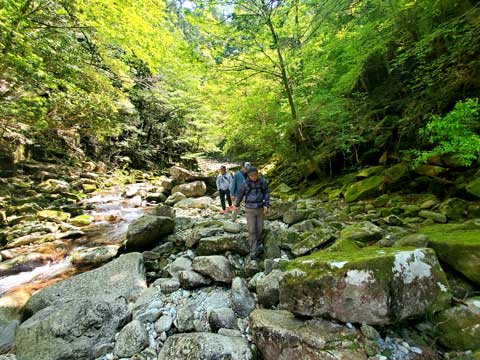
[250,309,368,360]
[208,308,237,332]
[178,270,212,289]
[70,245,119,265]
[132,287,163,315]
[152,205,175,218]
[223,221,242,233]
[152,278,180,294]
[248,272,266,291]
[360,323,381,340]
[114,320,149,358]
[171,181,207,198]
[25,253,146,314]
[135,308,162,323]
[283,210,307,225]
[0,320,19,354]
[37,179,70,193]
[16,298,130,360]
[158,333,253,360]
[169,166,205,184]
[175,306,194,332]
[256,270,283,308]
[165,192,187,206]
[125,215,175,251]
[393,234,430,248]
[197,234,249,256]
[192,256,233,283]
[155,315,173,333]
[167,257,192,276]
[218,328,242,337]
[231,277,256,317]
[291,219,323,232]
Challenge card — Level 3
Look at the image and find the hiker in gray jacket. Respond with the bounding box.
[216,165,233,214]
[234,166,269,259]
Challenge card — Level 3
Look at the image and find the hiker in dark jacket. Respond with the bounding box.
[234,166,269,259]
[230,161,250,201]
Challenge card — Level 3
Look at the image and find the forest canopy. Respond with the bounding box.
[1,0,479,175]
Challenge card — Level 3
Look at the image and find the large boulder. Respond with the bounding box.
[340,221,383,243]
[279,248,451,325]
[421,224,480,284]
[283,210,307,225]
[172,181,207,198]
[256,270,284,308]
[196,234,249,256]
[169,166,205,184]
[436,297,480,351]
[158,333,253,360]
[113,320,149,358]
[192,256,233,283]
[24,252,146,315]
[438,198,469,221]
[291,227,334,257]
[0,320,19,354]
[70,245,119,265]
[16,297,130,360]
[250,309,368,360]
[231,277,256,318]
[125,215,175,251]
[344,176,384,203]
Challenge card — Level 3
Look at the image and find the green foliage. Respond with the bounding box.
[416,99,480,166]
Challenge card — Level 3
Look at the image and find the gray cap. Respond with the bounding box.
[247,166,258,174]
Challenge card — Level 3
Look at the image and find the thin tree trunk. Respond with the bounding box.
[265,17,304,145]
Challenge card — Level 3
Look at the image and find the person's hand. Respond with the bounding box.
[233,206,239,212]
[264,207,269,214]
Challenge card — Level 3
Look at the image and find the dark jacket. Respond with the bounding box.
[230,170,247,197]
[235,177,270,209]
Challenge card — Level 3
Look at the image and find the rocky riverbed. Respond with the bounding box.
[0,161,479,360]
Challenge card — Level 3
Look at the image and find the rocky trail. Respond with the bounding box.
[0,160,479,360]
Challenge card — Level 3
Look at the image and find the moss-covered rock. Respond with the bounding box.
[196,234,249,256]
[436,297,480,351]
[69,214,92,226]
[344,176,384,203]
[418,210,447,223]
[37,210,71,222]
[279,247,451,325]
[439,198,469,221]
[356,166,384,179]
[291,227,334,257]
[37,179,70,194]
[421,224,480,284]
[340,221,382,243]
[466,178,480,198]
[414,164,446,177]
[283,209,308,225]
[250,309,368,360]
[384,163,410,185]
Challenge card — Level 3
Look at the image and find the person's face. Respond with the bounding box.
[248,172,258,181]
[220,168,226,174]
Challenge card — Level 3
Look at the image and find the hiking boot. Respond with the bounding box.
[227,206,233,212]
[220,209,226,214]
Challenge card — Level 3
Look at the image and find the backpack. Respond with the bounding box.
[245,177,267,202]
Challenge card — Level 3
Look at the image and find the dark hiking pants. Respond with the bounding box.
[219,189,232,210]
[245,207,264,253]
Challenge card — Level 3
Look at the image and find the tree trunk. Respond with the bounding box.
[265,17,304,146]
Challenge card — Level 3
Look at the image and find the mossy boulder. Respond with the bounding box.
[435,297,480,351]
[300,182,324,198]
[279,247,451,325]
[466,178,480,198]
[421,224,480,284]
[418,210,447,223]
[414,164,446,177]
[340,221,382,243]
[171,181,207,198]
[69,214,92,227]
[384,163,410,185]
[356,166,384,179]
[37,179,70,194]
[439,198,469,221]
[291,227,334,257]
[37,210,71,223]
[250,309,368,360]
[344,176,384,203]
